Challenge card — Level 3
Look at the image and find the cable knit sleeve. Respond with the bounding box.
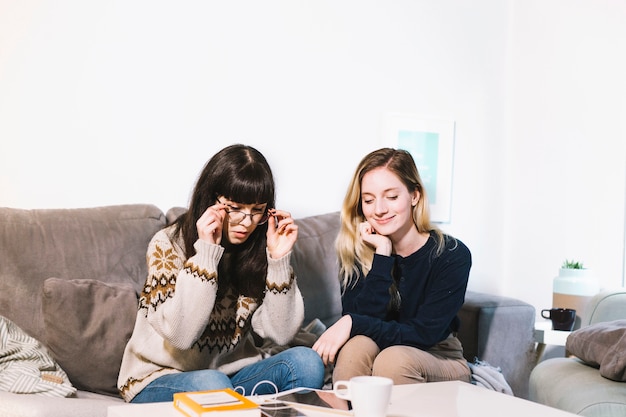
[140,229,224,350]
[250,250,304,345]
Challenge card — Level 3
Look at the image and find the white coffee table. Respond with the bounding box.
[108,381,577,416]
[386,380,576,417]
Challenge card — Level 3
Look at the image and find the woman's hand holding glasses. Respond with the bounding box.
[266,209,298,259]
[197,202,227,245]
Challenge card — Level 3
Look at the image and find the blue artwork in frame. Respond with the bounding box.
[397,129,440,205]
[383,114,455,223]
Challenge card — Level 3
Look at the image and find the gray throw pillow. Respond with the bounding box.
[566,319,626,381]
[42,278,138,396]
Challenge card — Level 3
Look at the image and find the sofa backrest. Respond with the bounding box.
[291,211,342,326]
[584,289,626,326]
[0,204,166,342]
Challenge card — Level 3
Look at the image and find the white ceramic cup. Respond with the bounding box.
[333,376,393,417]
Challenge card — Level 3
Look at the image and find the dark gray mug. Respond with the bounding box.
[541,308,576,331]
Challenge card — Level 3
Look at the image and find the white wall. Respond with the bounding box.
[505,0,626,310]
[1,0,625,316]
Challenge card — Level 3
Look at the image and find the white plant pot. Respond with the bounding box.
[553,268,599,295]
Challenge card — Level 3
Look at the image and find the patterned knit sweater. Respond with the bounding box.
[117,225,304,402]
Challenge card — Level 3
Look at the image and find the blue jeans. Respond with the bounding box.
[131,346,324,403]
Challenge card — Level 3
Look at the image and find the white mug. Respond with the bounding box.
[333,376,393,417]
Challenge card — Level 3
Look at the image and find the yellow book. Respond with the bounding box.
[173,388,260,417]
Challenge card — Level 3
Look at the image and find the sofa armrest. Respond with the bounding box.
[458,291,536,399]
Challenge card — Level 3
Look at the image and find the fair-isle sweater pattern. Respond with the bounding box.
[117,225,304,402]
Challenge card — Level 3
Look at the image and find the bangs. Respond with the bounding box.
[220,164,274,205]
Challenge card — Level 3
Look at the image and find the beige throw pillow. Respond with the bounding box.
[42,278,138,396]
[566,319,626,382]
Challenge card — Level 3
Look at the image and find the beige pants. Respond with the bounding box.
[333,334,471,385]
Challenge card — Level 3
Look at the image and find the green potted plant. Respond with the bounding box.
[561,259,585,270]
[556,258,595,285]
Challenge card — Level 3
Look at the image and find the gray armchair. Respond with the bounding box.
[529,289,626,416]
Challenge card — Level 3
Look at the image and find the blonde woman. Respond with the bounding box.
[313,148,472,385]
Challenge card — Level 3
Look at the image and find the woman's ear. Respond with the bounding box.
[411,189,420,207]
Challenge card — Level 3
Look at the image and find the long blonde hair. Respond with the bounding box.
[335,148,445,289]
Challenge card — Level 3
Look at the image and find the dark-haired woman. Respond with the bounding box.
[118,144,324,403]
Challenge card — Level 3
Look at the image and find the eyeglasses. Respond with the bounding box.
[217,199,269,225]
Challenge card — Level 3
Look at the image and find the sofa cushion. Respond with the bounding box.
[0,316,76,397]
[566,319,626,381]
[42,278,138,396]
[530,357,626,417]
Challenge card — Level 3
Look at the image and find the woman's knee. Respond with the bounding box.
[339,335,379,358]
[269,346,325,389]
[372,346,470,384]
[372,346,426,384]
[285,346,325,387]
[285,345,321,363]
[333,336,380,381]
[132,370,232,403]
[181,370,233,389]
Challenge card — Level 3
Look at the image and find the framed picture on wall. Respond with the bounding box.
[382,113,455,223]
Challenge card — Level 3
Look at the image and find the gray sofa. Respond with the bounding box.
[0,204,537,417]
[529,289,626,416]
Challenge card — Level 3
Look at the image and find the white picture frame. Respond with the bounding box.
[382,113,455,223]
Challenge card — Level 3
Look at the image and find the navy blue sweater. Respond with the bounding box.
[343,232,471,350]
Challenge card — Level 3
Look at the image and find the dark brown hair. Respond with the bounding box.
[173,144,275,299]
